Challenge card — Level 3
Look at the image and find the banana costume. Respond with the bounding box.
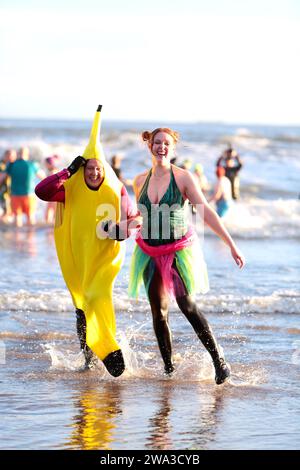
[54,106,126,374]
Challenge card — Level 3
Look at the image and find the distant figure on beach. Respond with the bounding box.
[111,154,133,187]
[129,127,245,384]
[180,158,193,171]
[216,147,242,199]
[44,155,60,224]
[0,149,17,222]
[0,147,45,227]
[194,163,210,196]
[209,166,232,217]
[35,106,140,377]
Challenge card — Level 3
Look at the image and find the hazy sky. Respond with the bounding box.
[1,0,300,124]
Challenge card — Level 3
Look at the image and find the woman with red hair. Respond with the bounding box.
[129,128,245,384]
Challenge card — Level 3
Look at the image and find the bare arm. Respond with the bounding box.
[105,185,142,241]
[209,180,222,202]
[133,172,148,201]
[120,185,142,230]
[183,171,245,268]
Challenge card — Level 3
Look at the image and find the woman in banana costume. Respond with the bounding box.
[36,106,138,377]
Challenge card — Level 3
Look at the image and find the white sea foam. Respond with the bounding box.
[43,335,267,387]
[0,289,72,312]
[43,332,216,383]
[43,343,89,371]
[0,288,298,315]
[215,198,300,239]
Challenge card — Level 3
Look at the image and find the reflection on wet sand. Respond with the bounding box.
[66,382,122,450]
[146,383,226,450]
[147,384,173,450]
[2,226,38,256]
[64,379,227,451]
[186,387,226,450]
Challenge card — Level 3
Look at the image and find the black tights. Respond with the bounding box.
[145,266,223,372]
[76,308,94,363]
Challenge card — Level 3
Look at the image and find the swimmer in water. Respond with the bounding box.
[216,147,243,200]
[209,166,233,217]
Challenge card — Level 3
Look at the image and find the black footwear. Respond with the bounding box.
[214,358,231,385]
[103,349,125,377]
[164,363,175,375]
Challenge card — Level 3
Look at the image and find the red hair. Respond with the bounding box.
[142,128,179,146]
[216,166,226,178]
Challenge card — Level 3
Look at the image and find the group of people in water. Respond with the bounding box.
[0,148,63,226]
[0,147,45,227]
[0,143,242,228]
[0,108,245,384]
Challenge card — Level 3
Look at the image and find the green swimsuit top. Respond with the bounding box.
[138,167,189,246]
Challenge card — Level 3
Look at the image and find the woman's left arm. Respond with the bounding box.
[184,172,245,268]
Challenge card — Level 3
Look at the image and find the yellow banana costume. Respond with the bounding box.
[54,105,126,376]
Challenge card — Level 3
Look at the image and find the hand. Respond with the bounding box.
[107,216,143,240]
[127,215,142,237]
[96,220,110,240]
[107,220,127,241]
[67,156,86,175]
[101,220,126,241]
[231,246,245,269]
[102,220,112,233]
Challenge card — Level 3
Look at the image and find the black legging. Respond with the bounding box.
[76,308,94,363]
[145,262,222,372]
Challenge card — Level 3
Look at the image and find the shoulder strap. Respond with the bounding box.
[138,170,152,202]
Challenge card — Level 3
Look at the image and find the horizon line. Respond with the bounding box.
[0,115,300,128]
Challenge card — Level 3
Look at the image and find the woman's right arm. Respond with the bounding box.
[133,172,147,201]
[35,169,69,203]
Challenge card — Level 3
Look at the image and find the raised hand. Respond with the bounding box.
[67,156,86,175]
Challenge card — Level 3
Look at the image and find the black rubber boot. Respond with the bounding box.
[76,308,97,369]
[164,363,175,375]
[103,349,125,377]
[158,340,174,376]
[175,295,231,385]
[198,327,231,385]
[214,358,231,385]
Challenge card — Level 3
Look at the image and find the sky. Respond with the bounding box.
[1,0,300,124]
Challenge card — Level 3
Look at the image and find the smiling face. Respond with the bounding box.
[84,159,105,189]
[150,131,176,165]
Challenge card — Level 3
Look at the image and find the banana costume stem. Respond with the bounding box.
[54,106,126,377]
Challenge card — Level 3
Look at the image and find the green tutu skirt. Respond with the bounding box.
[128,242,209,299]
